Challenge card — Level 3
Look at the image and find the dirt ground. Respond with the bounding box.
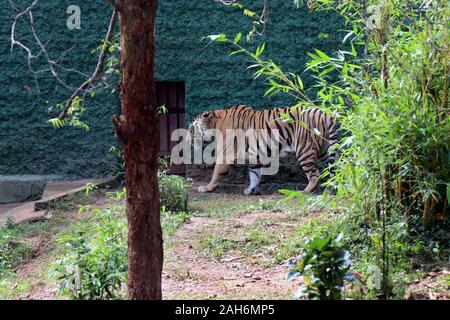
[162,209,301,299]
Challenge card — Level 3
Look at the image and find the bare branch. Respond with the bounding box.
[57,8,119,121]
[9,0,119,128]
[9,0,77,91]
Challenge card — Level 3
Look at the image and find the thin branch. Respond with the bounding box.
[10,0,39,54]
[29,11,74,90]
[215,0,270,36]
[9,0,77,91]
[57,8,119,120]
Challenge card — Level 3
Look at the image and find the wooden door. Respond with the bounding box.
[156,82,186,175]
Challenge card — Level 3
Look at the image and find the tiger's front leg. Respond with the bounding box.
[198,164,232,193]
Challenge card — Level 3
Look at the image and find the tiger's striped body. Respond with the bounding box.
[190,104,339,194]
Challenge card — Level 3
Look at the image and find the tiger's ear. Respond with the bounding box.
[205,110,222,119]
[203,111,214,121]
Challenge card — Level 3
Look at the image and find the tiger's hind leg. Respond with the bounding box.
[319,149,339,178]
[198,163,232,193]
[244,165,262,195]
[299,151,320,193]
[318,147,339,194]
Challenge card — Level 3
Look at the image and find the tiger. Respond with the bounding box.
[189,104,339,195]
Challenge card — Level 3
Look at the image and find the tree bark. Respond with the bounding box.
[113,0,162,300]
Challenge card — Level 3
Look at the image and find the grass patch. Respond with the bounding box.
[0,189,108,278]
[0,277,31,299]
[0,238,33,276]
[189,195,277,219]
[198,234,239,260]
[198,229,283,264]
[274,216,333,263]
[162,211,191,238]
[193,194,328,266]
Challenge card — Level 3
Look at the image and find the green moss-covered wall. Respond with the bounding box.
[0,1,119,178]
[0,0,343,178]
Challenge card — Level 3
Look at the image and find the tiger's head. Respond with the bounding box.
[188,111,215,142]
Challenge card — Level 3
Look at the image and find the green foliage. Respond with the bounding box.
[215,0,269,39]
[305,0,449,297]
[50,191,127,300]
[50,181,191,300]
[288,233,353,300]
[104,145,189,213]
[158,170,189,213]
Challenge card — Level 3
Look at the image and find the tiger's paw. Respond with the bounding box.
[198,186,209,193]
[243,187,254,195]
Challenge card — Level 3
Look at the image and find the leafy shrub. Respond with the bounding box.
[158,171,188,213]
[289,233,353,300]
[2,217,15,230]
[50,192,127,300]
[50,184,191,300]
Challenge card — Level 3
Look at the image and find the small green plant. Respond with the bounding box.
[50,192,127,300]
[106,147,188,213]
[158,171,189,213]
[289,233,353,300]
[50,185,192,300]
[84,183,98,197]
[161,210,190,237]
[2,217,15,230]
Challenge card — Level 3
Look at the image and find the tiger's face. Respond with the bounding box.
[189,111,213,142]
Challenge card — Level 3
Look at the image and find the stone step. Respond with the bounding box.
[0,176,119,226]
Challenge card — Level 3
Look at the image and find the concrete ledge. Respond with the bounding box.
[0,175,47,204]
[34,176,119,211]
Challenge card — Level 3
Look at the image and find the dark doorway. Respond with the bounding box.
[156,82,186,175]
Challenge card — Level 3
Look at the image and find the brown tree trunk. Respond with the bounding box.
[113,0,162,300]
